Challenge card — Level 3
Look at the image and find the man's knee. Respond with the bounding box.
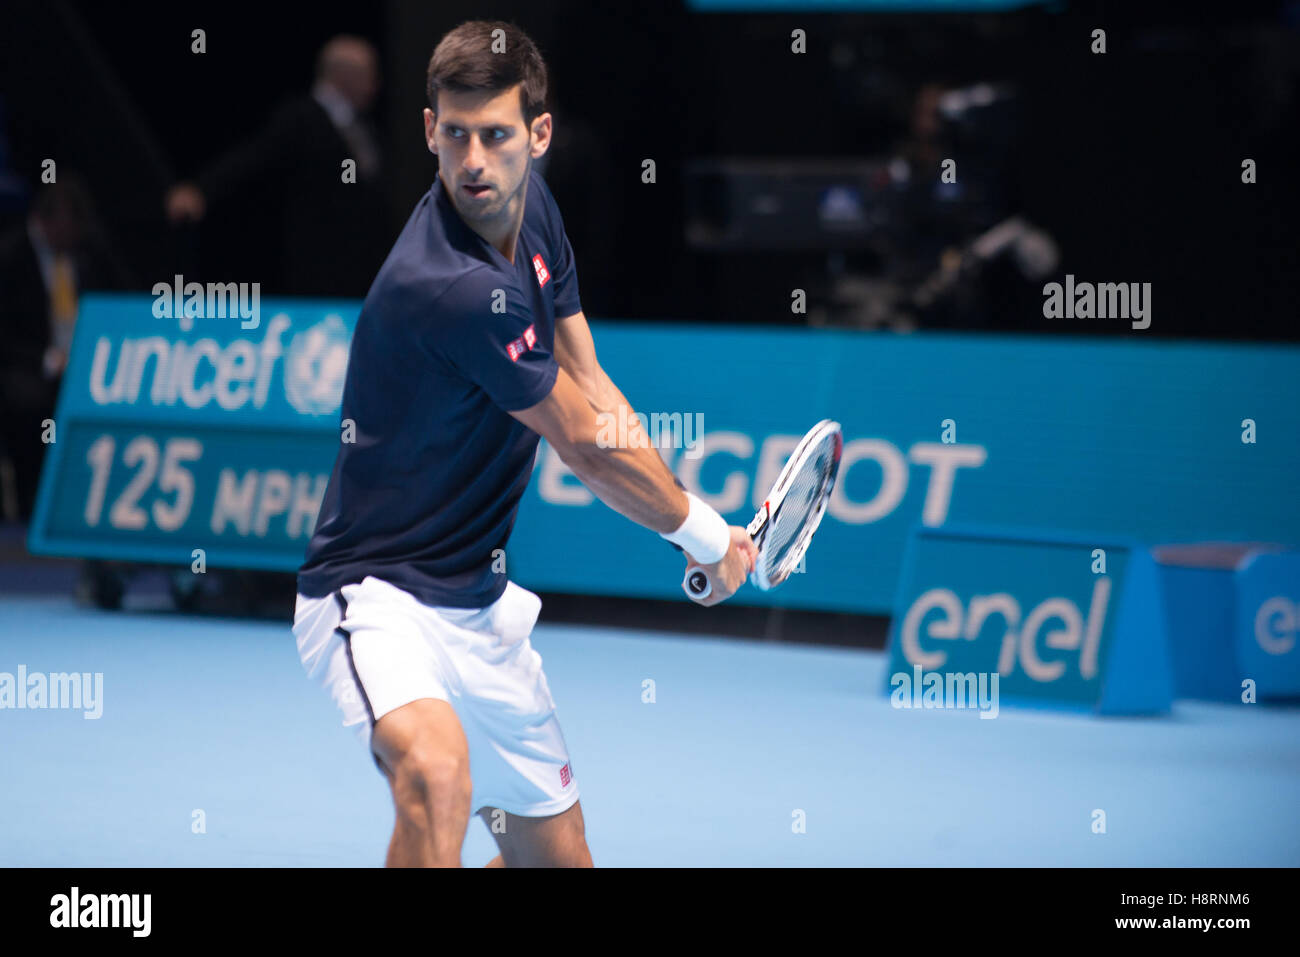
[373,700,472,812]
[391,745,469,805]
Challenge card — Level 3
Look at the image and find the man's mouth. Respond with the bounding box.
[462,183,492,197]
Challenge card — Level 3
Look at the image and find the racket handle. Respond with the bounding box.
[683,566,712,600]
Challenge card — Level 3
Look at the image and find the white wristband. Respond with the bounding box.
[661,492,730,565]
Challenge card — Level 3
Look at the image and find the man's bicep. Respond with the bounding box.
[508,364,598,454]
[554,310,596,379]
[554,310,617,409]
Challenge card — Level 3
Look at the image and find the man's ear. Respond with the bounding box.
[423,108,437,154]
[530,111,553,160]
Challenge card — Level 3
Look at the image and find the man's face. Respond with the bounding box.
[338,52,379,113]
[424,84,550,229]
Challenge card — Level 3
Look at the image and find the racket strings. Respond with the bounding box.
[760,436,836,582]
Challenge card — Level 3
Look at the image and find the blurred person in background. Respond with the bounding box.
[164,35,394,297]
[882,80,1057,330]
[0,172,121,521]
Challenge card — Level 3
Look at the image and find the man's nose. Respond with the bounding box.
[462,135,487,172]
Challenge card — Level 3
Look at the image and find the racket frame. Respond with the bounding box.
[682,419,842,599]
[747,418,842,590]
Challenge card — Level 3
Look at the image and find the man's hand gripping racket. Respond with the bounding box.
[682,419,843,604]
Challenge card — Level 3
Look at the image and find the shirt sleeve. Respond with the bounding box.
[533,169,583,318]
[432,271,559,412]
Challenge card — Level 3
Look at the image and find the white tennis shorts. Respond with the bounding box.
[292,575,579,817]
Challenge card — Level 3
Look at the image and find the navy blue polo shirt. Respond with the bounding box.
[298,166,582,608]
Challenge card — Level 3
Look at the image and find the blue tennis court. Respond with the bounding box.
[4,593,1297,867]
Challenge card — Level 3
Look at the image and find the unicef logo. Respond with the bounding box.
[284,315,350,416]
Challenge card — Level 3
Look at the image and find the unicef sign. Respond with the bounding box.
[28,295,359,570]
[284,315,350,417]
[68,298,353,422]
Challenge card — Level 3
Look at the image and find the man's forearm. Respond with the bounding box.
[563,439,687,534]
[558,366,688,534]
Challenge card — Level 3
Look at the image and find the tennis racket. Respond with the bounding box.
[683,419,843,600]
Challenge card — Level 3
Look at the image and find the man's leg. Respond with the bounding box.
[371,697,474,867]
[477,800,593,867]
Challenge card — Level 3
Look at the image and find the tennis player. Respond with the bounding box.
[292,20,756,868]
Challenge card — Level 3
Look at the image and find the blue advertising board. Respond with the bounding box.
[884,524,1173,714]
[30,293,1300,614]
[1235,550,1300,699]
[1156,551,1248,703]
[29,294,354,570]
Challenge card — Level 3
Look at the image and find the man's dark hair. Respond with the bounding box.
[426,20,548,129]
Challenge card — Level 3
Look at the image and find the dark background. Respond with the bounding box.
[1,0,1297,338]
[0,0,1296,635]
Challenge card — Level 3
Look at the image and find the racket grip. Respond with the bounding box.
[683,566,712,600]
